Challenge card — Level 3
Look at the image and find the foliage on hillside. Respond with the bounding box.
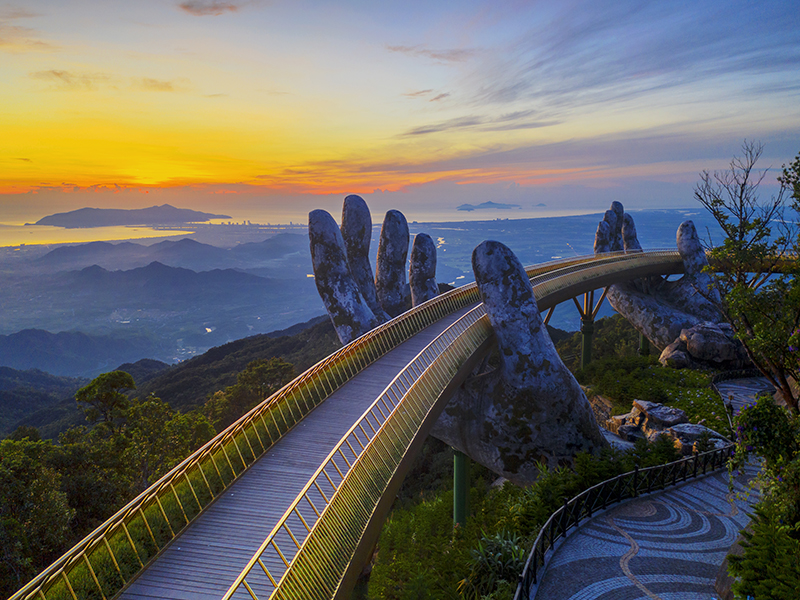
[0,368,87,437]
[555,313,640,371]
[134,316,339,411]
[727,395,800,598]
[0,386,216,598]
[366,436,681,599]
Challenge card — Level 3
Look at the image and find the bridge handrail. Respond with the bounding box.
[220,303,493,600]
[11,251,639,600]
[222,249,688,600]
[512,444,734,600]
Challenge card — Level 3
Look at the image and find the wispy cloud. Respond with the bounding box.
[467,0,800,113]
[0,7,41,19]
[402,89,434,98]
[404,116,484,136]
[402,110,558,136]
[0,8,55,53]
[388,45,477,63]
[178,1,244,16]
[30,69,114,90]
[133,77,185,92]
[430,93,450,102]
[15,157,32,162]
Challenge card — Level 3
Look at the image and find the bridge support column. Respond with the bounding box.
[453,449,469,527]
[580,317,594,370]
[639,332,651,357]
[573,288,608,371]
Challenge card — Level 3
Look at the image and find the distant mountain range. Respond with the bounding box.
[30,204,231,228]
[33,233,309,273]
[456,201,521,212]
[0,259,324,369]
[0,329,160,377]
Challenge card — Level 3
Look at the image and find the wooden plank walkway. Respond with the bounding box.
[119,305,475,600]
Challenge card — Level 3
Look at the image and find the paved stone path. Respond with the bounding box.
[532,378,773,600]
[715,377,774,414]
[533,464,759,600]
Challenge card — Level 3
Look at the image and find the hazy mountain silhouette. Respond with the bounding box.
[32,204,230,228]
[0,330,158,377]
[34,233,309,272]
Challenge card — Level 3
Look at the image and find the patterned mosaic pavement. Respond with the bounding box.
[533,464,759,600]
[715,377,774,414]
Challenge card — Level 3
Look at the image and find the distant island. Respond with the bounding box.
[29,204,232,228]
[457,201,522,212]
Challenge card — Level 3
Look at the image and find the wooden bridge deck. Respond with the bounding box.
[118,304,475,600]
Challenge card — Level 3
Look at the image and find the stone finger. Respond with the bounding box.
[409,232,439,306]
[340,194,389,322]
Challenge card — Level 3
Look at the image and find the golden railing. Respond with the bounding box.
[221,249,686,600]
[11,249,688,600]
[10,251,623,600]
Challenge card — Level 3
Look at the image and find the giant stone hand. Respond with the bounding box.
[309,197,439,344]
[310,199,607,485]
[431,241,607,485]
[595,202,748,369]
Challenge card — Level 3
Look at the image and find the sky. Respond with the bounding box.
[2,0,799,224]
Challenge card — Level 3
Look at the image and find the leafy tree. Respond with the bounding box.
[74,370,136,431]
[728,396,800,599]
[122,396,215,493]
[212,358,296,427]
[0,440,74,598]
[696,142,800,411]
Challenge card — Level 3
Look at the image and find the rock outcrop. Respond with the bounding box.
[409,233,439,306]
[607,399,729,454]
[660,322,750,369]
[431,241,607,485]
[340,194,389,322]
[308,209,379,345]
[375,210,410,318]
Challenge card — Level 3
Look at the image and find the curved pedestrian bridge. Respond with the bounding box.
[12,249,716,600]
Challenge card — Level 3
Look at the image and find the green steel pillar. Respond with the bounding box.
[453,449,469,527]
[638,332,651,356]
[580,317,594,370]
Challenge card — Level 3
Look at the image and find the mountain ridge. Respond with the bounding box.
[31,204,231,228]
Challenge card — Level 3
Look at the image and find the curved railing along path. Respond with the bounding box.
[11,250,686,600]
[528,460,760,600]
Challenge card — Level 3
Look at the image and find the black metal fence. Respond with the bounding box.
[512,444,734,600]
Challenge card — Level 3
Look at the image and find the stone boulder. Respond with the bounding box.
[659,322,750,370]
[607,399,728,454]
[664,422,729,455]
[610,400,689,443]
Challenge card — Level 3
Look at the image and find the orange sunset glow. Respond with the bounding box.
[2,0,799,224]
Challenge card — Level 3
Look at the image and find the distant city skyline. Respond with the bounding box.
[2,0,799,224]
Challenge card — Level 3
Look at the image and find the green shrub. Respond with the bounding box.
[458,531,526,599]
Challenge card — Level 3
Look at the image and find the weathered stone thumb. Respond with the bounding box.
[432,241,607,485]
[309,209,379,345]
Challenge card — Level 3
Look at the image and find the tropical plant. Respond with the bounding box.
[696,141,800,411]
